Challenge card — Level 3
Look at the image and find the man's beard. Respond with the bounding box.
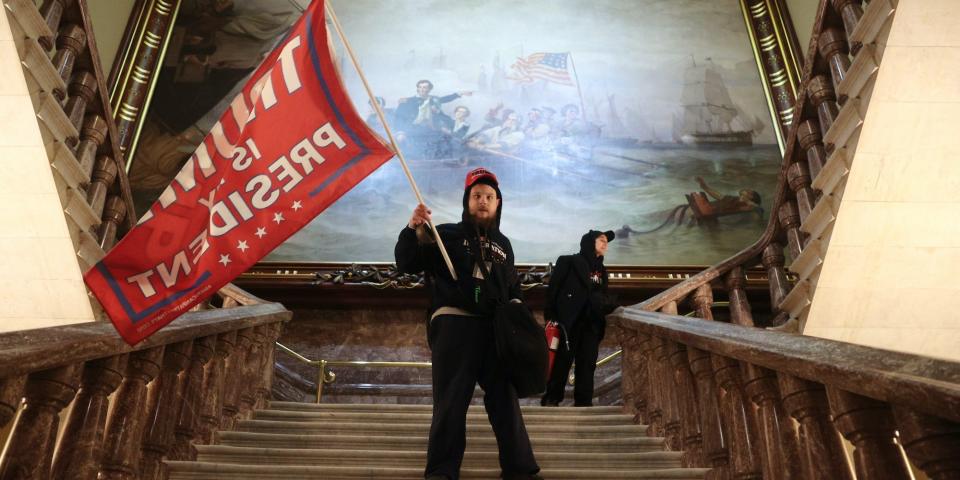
[469,211,497,229]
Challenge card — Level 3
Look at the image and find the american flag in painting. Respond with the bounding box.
[508,52,574,86]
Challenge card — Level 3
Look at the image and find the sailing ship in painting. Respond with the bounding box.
[673,58,765,147]
[369,56,766,166]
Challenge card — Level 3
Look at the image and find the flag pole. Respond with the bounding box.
[324,1,458,280]
[567,51,588,122]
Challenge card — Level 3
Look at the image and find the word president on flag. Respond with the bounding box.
[85,0,394,345]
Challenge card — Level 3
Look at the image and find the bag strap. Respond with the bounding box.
[469,234,508,306]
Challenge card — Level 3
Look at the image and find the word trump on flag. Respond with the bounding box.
[85,0,393,345]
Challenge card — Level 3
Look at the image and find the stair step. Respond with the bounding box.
[237,419,649,438]
[268,401,624,415]
[169,402,707,478]
[253,409,634,425]
[165,462,710,480]
[196,445,684,469]
[217,431,667,453]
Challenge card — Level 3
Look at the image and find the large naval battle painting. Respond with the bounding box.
[130,0,781,265]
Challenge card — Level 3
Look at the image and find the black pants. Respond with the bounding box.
[541,317,600,406]
[425,314,539,480]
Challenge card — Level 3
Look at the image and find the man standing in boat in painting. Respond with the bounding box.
[394,79,472,159]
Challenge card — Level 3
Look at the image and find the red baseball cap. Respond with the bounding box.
[464,167,498,190]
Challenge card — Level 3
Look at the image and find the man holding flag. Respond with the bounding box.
[397,168,542,480]
[84,0,394,345]
[86,2,539,478]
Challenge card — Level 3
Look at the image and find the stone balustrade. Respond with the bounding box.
[0,284,290,480]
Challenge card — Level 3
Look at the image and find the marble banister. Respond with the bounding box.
[613,309,960,423]
[605,2,918,479]
[51,23,86,85]
[64,71,97,132]
[779,374,853,480]
[832,0,865,53]
[667,340,703,468]
[170,335,218,462]
[893,408,960,480]
[612,306,960,480]
[139,340,193,480]
[0,286,289,480]
[38,0,73,51]
[742,364,802,480]
[99,346,164,480]
[50,354,125,480]
[827,388,913,480]
[0,364,81,479]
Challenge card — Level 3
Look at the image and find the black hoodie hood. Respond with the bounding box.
[579,230,615,267]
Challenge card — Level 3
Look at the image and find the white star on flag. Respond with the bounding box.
[292,200,303,211]
[255,227,267,239]
[237,240,249,252]
[273,212,285,224]
[218,254,231,266]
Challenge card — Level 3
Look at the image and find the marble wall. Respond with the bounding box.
[805,0,960,362]
[0,8,95,331]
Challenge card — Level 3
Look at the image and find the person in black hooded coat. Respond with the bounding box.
[541,230,616,407]
[395,167,541,480]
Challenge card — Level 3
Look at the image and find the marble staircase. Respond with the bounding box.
[166,402,709,479]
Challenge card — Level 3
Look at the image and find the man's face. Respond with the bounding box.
[504,113,519,128]
[595,235,608,256]
[528,110,541,122]
[416,82,432,97]
[455,107,469,121]
[565,108,579,120]
[468,183,499,225]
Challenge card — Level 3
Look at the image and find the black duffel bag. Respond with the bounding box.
[492,300,548,398]
[473,250,548,398]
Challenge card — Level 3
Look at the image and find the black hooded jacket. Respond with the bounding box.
[395,181,522,317]
[544,231,611,336]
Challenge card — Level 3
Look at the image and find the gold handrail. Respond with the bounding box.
[279,340,632,397]
[275,342,431,403]
[567,349,623,385]
[596,349,622,367]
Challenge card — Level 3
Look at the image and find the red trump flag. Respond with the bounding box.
[84,0,393,345]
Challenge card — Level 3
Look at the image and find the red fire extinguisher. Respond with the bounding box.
[545,321,561,378]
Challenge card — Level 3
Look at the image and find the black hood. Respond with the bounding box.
[579,229,615,266]
[461,178,503,234]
